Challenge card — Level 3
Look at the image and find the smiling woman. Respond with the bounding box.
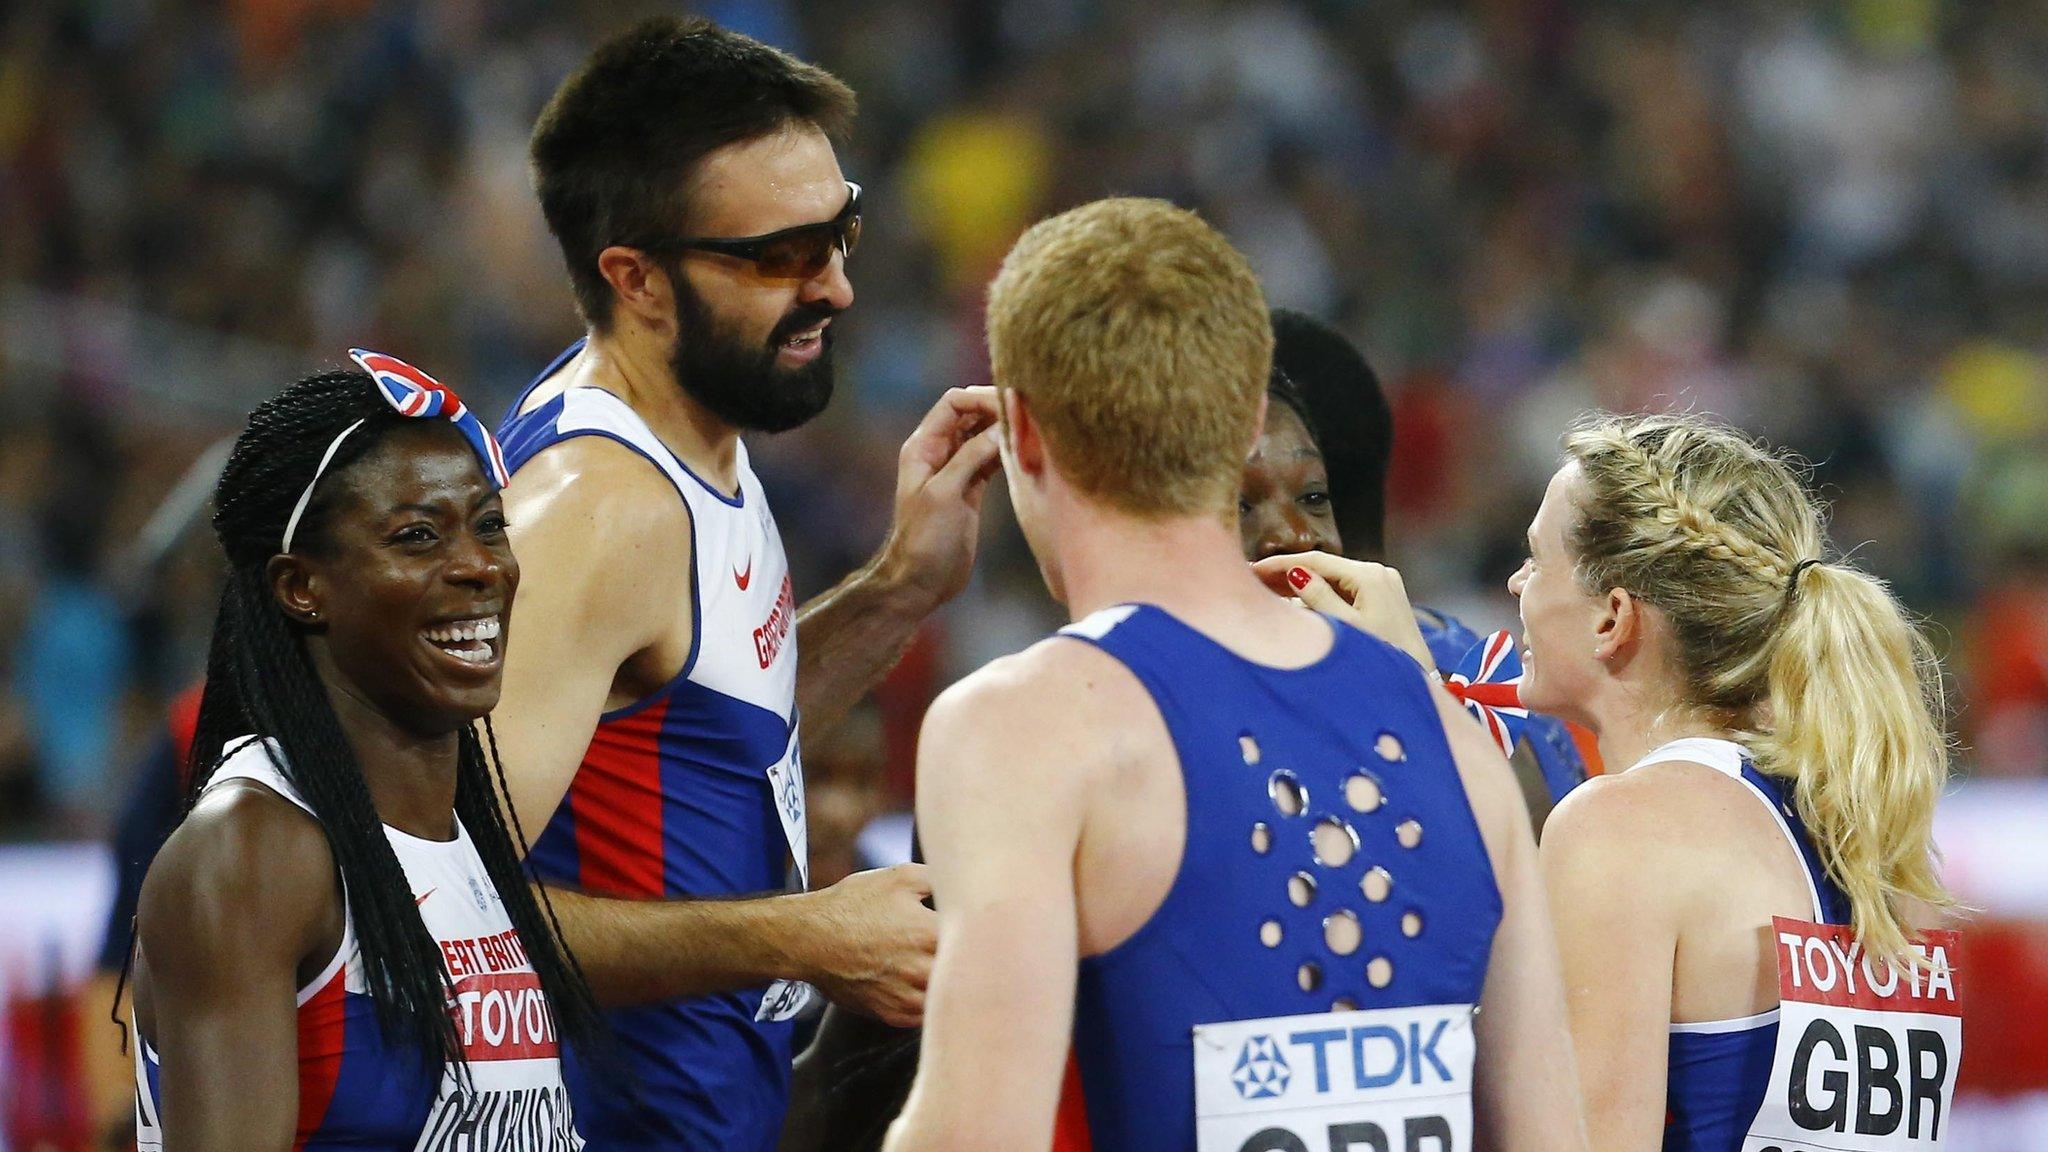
[127,358,606,1152]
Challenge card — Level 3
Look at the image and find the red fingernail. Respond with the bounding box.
[1287,567,1311,590]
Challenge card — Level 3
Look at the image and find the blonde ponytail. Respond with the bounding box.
[1757,562,1954,967]
[1563,412,1954,970]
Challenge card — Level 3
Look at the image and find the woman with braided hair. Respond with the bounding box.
[1270,411,1957,1151]
[130,356,605,1150]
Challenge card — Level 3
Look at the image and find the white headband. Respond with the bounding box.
[280,418,366,553]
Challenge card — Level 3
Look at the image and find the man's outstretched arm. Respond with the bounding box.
[884,654,1091,1152]
[796,387,1001,739]
[543,867,932,1018]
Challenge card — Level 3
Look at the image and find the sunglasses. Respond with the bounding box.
[645,182,863,280]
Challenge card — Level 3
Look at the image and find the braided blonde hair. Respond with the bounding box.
[1563,412,1953,967]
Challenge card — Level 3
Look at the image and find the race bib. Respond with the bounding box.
[1741,917,1963,1152]
[756,976,815,1023]
[756,722,812,1024]
[766,722,808,889]
[1194,1004,1475,1152]
[411,936,583,1150]
[414,1079,582,1151]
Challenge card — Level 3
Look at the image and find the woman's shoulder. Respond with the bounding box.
[1542,753,1795,905]
[1545,758,1769,862]
[139,750,338,973]
[172,737,328,871]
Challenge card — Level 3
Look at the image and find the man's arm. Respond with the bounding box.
[138,785,340,1151]
[544,868,932,1021]
[884,654,1091,1152]
[498,439,937,1017]
[1429,687,1592,1152]
[496,439,681,833]
[796,388,1001,739]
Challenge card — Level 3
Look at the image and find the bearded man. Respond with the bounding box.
[491,18,1001,1150]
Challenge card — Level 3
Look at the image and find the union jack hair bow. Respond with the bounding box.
[349,348,510,488]
[1441,630,1529,759]
[280,349,511,552]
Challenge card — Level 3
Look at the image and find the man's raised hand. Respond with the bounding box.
[878,387,1004,611]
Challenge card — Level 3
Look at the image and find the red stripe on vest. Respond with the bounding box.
[293,966,349,1149]
[1050,1047,1093,1152]
[570,700,670,898]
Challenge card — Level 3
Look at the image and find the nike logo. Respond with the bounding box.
[735,560,753,591]
[415,888,436,906]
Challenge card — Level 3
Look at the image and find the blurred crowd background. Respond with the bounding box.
[3,0,2048,1141]
[9,0,2048,833]
[8,0,2048,845]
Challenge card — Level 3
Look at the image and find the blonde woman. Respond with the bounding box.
[1262,411,1955,1151]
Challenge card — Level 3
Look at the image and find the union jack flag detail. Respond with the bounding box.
[349,348,510,487]
[1443,630,1529,758]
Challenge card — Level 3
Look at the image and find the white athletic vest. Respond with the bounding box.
[537,388,799,745]
[134,737,581,1150]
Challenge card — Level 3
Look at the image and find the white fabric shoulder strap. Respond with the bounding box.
[554,387,701,498]
[1625,735,1745,778]
[202,736,316,818]
[1630,736,1823,921]
[1060,604,1140,641]
[555,386,759,517]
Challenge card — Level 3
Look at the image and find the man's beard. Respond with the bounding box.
[669,274,837,434]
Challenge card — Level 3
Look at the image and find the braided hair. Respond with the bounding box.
[189,368,606,1074]
[1561,411,1953,966]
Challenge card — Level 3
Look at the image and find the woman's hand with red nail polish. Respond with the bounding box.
[1252,552,1435,671]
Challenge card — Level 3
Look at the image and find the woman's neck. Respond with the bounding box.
[313,657,462,841]
[1588,683,1738,776]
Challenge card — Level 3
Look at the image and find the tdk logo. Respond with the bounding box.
[1195,1006,1475,1142]
[1266,1020,1457,1096]
[1232,1036,1292,1100]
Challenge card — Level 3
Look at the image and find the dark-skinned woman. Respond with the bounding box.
[131,352,604,1151]
[1242,316,1593,819]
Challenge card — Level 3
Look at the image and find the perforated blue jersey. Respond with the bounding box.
[1056,604,1504,1152]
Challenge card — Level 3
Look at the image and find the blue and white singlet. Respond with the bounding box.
[135,737,581,1151]
[1650,737,1853,1152]
[496,342,808,1151]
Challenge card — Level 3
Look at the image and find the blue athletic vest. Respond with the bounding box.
[1652,737,1853,1152]
[497,342,806,1152]
[1057,604,1504,1152]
